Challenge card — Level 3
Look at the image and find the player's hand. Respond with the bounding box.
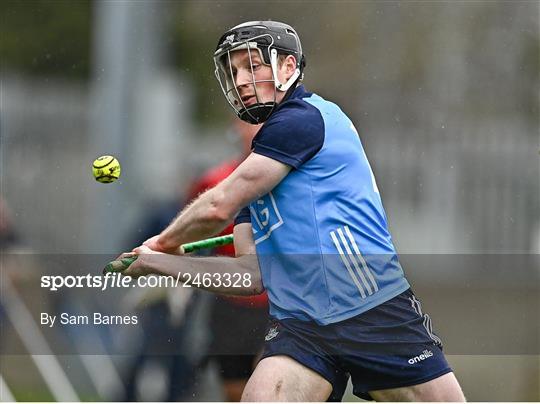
[142,235,164,250]
[131,244,162,256]
[142,235,185,255]
[110,246,164,278]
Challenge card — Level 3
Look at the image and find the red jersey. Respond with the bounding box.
[186,159,268,309]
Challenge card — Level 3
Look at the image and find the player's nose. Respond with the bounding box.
[235,68,253,88]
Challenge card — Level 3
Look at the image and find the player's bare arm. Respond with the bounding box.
[117,222,263,296]
[146,152,290,253]
[232,222,257,256]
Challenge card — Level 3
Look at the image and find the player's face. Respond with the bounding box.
[228,50,292,107]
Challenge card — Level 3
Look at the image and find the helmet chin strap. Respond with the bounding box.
[270,48,301,92]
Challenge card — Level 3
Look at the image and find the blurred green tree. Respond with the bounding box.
[0,0,91,79]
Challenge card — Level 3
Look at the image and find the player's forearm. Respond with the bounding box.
[148,254,263,296]
[158,188,235,250]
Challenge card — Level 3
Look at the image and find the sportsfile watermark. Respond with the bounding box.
[1,253,538,355]
[40,272,252,291]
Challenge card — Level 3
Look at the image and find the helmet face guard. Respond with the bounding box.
[213,22,305,124]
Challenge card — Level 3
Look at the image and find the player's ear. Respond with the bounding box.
[284,55,297,79]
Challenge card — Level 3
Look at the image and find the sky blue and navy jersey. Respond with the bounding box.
[235,85,409,325]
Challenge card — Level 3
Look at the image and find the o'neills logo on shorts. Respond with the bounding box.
[408,349,434,365]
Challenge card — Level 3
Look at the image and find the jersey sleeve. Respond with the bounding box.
[234,206,251,226]
[252,99,325,169]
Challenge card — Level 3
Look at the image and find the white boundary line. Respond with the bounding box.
[0,277,79,401]
[0,374,15,402]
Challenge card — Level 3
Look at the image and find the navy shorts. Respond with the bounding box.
[260,289,452,401]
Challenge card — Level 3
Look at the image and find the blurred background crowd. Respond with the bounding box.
[0,0,538,401]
